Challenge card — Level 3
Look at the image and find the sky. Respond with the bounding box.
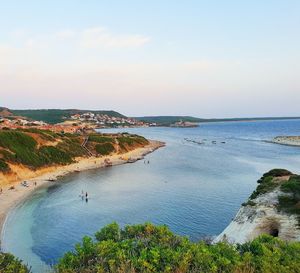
[0,0,299,118]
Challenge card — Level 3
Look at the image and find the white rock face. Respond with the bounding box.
[214,188,300,244]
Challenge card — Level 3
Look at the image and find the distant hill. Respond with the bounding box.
[134,116,204,126]
[135,116,300,126]
[0,107,13,117]
[8,109,125,124]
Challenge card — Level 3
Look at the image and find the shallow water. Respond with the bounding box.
[2,120,300,272]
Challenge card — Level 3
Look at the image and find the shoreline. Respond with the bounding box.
[271,136,300,147]
[0,140,165,249]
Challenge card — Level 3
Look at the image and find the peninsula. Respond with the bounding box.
[214,169,300,244]
[272,136,300,147]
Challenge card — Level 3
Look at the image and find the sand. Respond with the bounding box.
[272,136,300,147]
[0,140,164,247]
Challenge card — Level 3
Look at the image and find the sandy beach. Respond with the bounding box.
[0,140,164,247]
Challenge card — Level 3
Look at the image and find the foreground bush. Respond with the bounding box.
[0,252,30,273]
[56,222,300,273]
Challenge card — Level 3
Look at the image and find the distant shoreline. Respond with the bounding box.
[0,140,165,249]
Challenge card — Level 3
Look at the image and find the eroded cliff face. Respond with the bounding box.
[214,170,300,244]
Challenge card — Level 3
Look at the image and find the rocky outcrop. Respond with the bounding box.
[214,170,300,244]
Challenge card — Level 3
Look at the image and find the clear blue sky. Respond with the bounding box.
[0,0,299,117]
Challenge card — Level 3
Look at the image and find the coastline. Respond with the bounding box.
[0,140,165,248]
[271,136,300,147]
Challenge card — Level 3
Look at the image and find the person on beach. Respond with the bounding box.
[85,192,89,203]
[0,188,2,194]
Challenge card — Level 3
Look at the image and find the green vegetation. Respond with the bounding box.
[0,129,150,172]
[250,176,276,200]
[89,135,114,143]
[39,146,73,165]
[21,128,58,141]
[261,169,292,177]
[249,169,292,200]
[117,135,148,150]
[278,175,300,223]
[56,138,86,158]
[56,222,300,273]
[135,116,300,126]
[135,116,204,126]
[0,252,30,273]
[11,109,125,124]
[242,200,256,207]
[0,130,82,170]
[0,159,9,172]
[95,143,115,155]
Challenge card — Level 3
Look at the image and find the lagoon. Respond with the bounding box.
[2,119,300,272]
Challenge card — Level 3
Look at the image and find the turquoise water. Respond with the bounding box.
[2,120,300,272]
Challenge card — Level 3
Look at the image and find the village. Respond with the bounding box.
[0,112,157,134]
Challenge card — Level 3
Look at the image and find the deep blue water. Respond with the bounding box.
[2,120,300,272]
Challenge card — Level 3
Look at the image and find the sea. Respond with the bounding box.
[2,119,300,272]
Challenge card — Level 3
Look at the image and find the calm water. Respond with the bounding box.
[2,120,300,272]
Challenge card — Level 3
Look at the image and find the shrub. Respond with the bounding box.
[89,135,114,143]
[39,146,73,165]
[56,223,300,273]
[278,175,300,224]
[262,169,292,177]
[0,252,30,273]
[0,159,10,172]
[95,143,115,155]
[250,176,276,199]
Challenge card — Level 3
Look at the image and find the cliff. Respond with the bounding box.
[0,129,149,186]
[214,169,300,244]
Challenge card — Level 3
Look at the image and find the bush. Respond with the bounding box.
[89,135,114,143]
[262,169,292,177]
[0,159,10,172]
[278,175,300,223]
[56,223,300,273]
[95,143,115,155]
[0,252,30,273]
[39,146,73,165]
[250,176,276,199]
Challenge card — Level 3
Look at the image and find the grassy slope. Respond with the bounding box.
[11,109,125,124]
[0,129,149,173]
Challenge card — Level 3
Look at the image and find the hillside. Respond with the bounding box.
[0,129,149,176]
[134,116,203,125]
[10,109,125,124]
[215,169,300,244]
